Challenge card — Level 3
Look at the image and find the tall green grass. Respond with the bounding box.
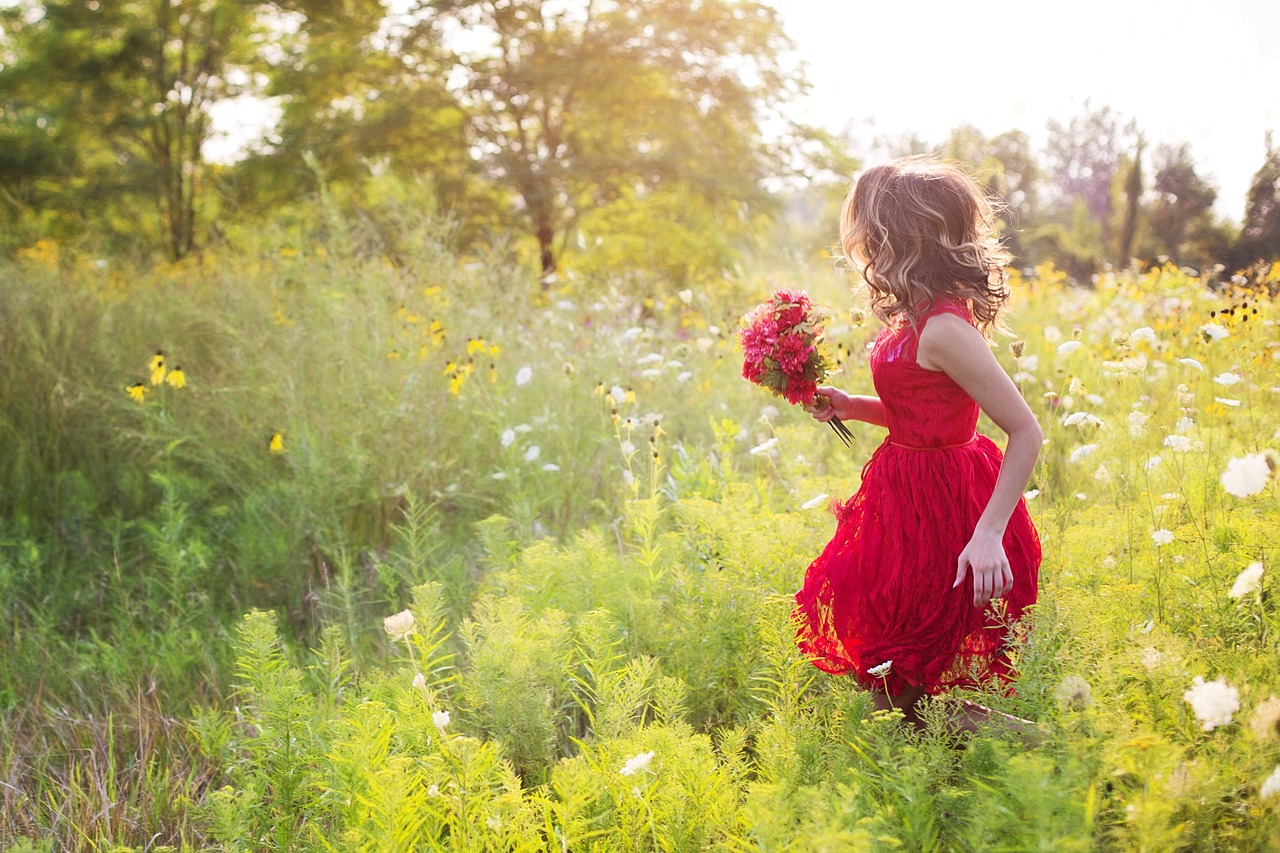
[2,205,1279,849]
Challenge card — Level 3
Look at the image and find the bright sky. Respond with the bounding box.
[768,0,1280,222]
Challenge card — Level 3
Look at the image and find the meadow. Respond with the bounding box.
[1,203,1279,851]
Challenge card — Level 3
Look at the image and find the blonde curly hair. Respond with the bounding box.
[839,156,1011,333]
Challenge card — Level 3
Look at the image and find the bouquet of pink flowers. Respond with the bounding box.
[740,289,853,446]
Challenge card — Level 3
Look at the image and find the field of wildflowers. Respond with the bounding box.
[1,207,1278,850]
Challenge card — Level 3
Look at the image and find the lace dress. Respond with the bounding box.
[793,300,1041,695]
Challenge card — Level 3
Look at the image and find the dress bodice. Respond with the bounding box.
[869,300,980,449]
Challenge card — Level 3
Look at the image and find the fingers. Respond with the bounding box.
[953,556,968,590]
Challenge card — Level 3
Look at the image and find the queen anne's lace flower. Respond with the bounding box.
[1229,562,1264,598]
[383,609,415,640]
[620,751,655,776]
[1251,696,1280,740]
[1152,529,1175,546]
[1221,453,1272,498]
[1183,676,1239,731]
[868,660,893,677]
[433,710,451,732]
[1261,766,1280,799]
[1054,675,1094,709]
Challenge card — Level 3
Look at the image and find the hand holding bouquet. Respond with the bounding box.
[740,290,854,447]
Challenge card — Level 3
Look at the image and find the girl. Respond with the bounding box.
[794,157,1042,731]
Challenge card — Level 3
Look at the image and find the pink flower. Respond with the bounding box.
[774,333,812,372]
[784,378,817,405]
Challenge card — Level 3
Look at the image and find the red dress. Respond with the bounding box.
[793,300,1040,696]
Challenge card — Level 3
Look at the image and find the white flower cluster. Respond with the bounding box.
[1228,562,1264,599]
[383,609,415,640]
[620,750,655,776]
[1183,676,1239,731]
[1221,453,1272,498]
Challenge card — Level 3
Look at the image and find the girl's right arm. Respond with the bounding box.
[805,386,887,428]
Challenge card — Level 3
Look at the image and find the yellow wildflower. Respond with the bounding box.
[126,383,148,403]
[467,338,486,355]
[149,352,166,385]
[449,373,466,396]
[443,361,457,376]
[165,366,186,389]
[269,432,285,454]
[488,343,501,357]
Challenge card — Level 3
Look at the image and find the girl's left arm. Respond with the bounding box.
[918,314,1043,607]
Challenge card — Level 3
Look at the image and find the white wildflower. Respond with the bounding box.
[1221,453,1272,498]
[1075,492,1088,500]
[1069,444,1098,463]
[1152,529,1175,546]
[619,440,636,456]
[1054,675,1094,709]
[433,710,451,732]
[1043,325,1062,343]
[749,437,778,456]
[427,783,440,797]
[868,660,893,677]
[491,471,508,480]
[1177,357,1204,371]
[1021,354,1040,372]
[500,428,516,448]
[1140,647,1164,669]
[514,423,533,433]
[1250,696,1280,740]
[1129,327,1157,346]
[639,368,661,380]
[1262,766,1280,799]
[1200,322,1229,341]
[621,470,635,486]
[524,445,541,462]
[1023,489,1040,501]
[801,493,830,510]
[1094,465,1111,484]
[1145,456,1163,471]
[485,816,502,830]
[1140,619,1155,634]
[1183,676,1240,731]
[1163,435,1192,452]
[1086,393,1105,407]
[1228,562,1264,598]
[760,404,780,421]
[1103,354,1147,376]
[1057,340,1082,356]
[1215,397,1242,407]
[610,384,626,403]
[1213,372,1241,386]
[676,370,693,383]
[542,463,560,472]
[383,609,415,640]
[1062,411,1103,428]
[637,353,664,365]
[515,366,533,386]
[677,288,693,305]
[1128,411,1149,437]
[620,751,655,776]
[1175,416,1196,434]
[412,672,426,690]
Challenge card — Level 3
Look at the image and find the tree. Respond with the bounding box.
[408,0,804,278]
[1146,142,1227,270]
[1234,133,1280,267]
[943,125,1041,263]
[0,0,258,259]
[1043,104,1137,249]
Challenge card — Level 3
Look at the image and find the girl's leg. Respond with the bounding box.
[948,699,1040,741]
[871,683,928,729]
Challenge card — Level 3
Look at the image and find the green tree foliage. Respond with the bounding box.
[0,0,258,258]
[408,0,803,278]
[1234,133,1280,268]
[1146,142,1229,271]
[944,125,1040,262]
